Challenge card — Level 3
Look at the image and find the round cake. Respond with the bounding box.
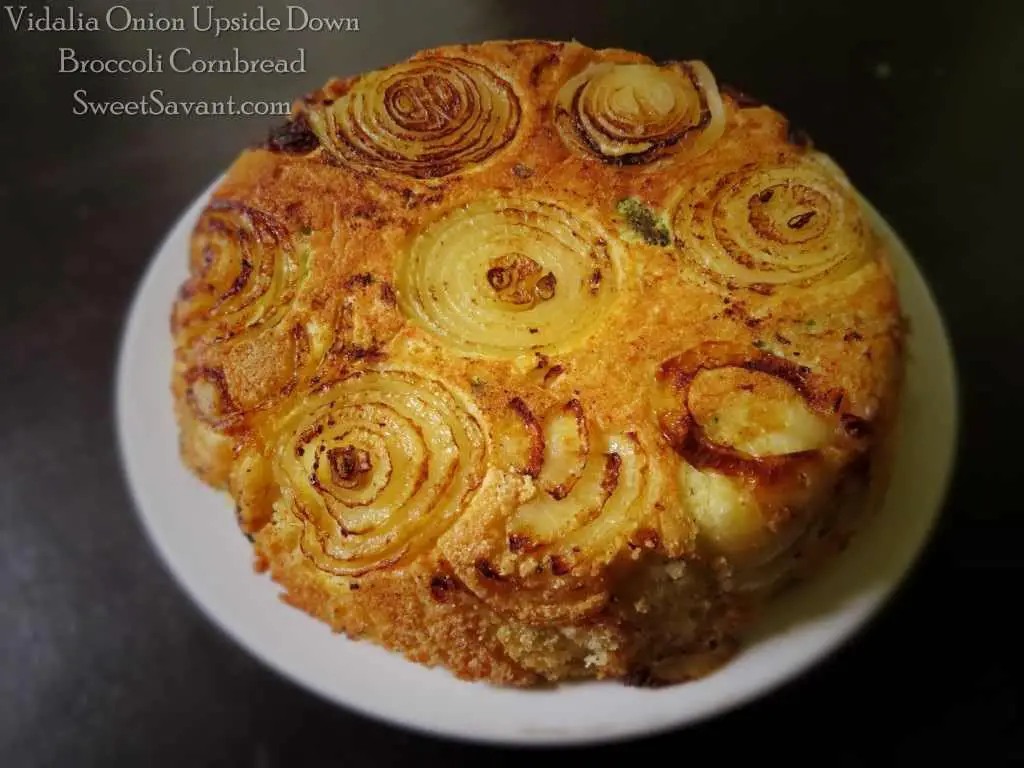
[170,40,905,686]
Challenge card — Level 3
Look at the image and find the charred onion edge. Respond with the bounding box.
[720,83,764,109]
[429,573,457,602]
[543,398,589,500]
[263,112,321,154]
[183,366,241,430]
[656,342,869,483]
[507,397,544,478]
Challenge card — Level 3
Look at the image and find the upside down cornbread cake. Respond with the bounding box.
[170,40,905,686]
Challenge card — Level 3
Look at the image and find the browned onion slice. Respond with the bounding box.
[171,201,333,430]
[656,342,871,591]
[671,154,874,288]
[445,399,655,624]
[262,369,486,576]
[396,197,620,358]
[554,60,725,165]
[536,399,589,499]
[306,57,521,178]
[174,201,301,343]
[655,342,842,478]
[495,397,545,478]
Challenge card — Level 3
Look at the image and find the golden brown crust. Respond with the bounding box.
[170,40,905,686]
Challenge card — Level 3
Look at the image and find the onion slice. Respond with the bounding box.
[671,154,874,288]
[305,57,521,179]
[554,60,725,165]
[266,369,486,576]
[172,201,330,430]
[656,342,870,591]
[173,200,305,346]
[445,398,655,625]
[396,198,620,358]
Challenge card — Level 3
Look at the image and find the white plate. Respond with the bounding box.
[116,176,957,746]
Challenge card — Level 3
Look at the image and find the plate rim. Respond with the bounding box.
[114,174,959,746]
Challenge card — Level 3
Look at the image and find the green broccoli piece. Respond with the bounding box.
[616,198,670,247]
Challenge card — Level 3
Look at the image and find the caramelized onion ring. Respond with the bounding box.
[448,399,654,624]
[655,342,842,480]
[656,342,871,591]
[555,60,724,165]
[174,201,305,345]
[270,369,486,576]
[396,198,620,357]
[173,202,329,428]
[671,155,873,288]
[307,57,521,178]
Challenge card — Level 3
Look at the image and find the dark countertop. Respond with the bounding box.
[2,1,1021,765]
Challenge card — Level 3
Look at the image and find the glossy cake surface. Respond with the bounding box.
[170,40,904,686]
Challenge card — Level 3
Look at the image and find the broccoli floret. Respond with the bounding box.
[616,198,670,247]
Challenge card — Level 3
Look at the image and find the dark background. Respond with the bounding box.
[2,0,1022,765]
